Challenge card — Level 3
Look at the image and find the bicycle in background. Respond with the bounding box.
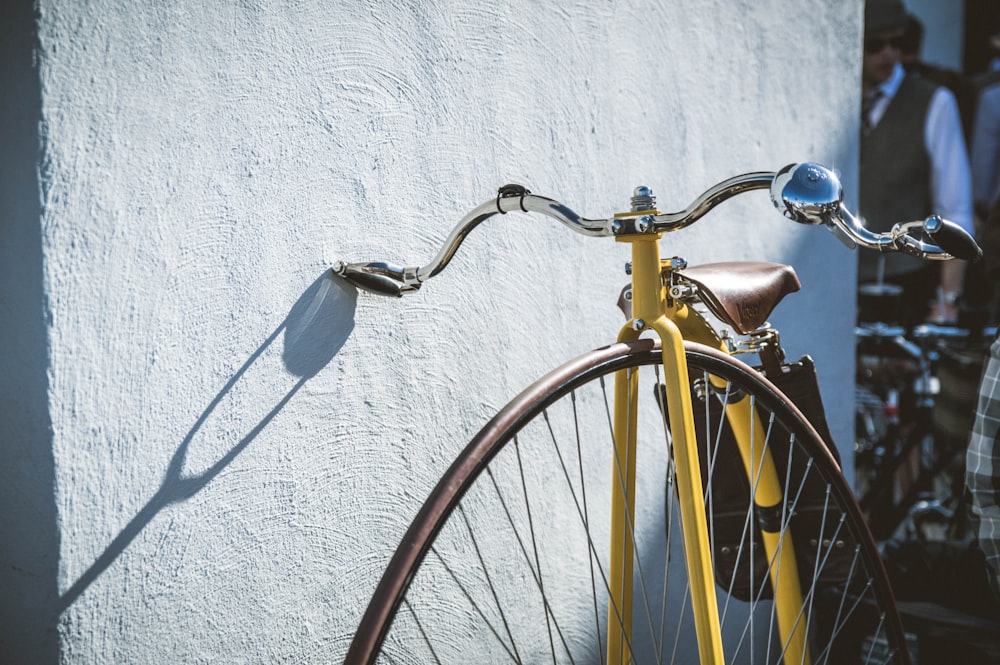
[854,284,993,543]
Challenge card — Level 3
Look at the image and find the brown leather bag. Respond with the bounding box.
[664,355,854,601]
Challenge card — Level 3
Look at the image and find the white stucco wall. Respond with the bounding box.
[4,0,864,662]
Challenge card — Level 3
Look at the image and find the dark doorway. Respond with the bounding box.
[964,0,1000,75]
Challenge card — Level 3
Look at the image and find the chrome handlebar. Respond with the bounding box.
[770,163,982,262]
[332,162,982,297]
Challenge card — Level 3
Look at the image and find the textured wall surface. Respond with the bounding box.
[8,0,863,661]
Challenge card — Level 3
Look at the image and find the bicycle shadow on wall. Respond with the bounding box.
[55,272,356,615]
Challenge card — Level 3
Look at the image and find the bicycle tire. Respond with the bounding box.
[345,339,909,664]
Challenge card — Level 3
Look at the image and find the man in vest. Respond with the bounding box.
[859,0,973,325]
[973,34,1000,230]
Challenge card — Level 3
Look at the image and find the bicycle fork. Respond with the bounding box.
[609,234,723,665]
[609,234,808,665]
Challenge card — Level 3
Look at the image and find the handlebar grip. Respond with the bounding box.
[331,263,418,297]
[923,216,983,262]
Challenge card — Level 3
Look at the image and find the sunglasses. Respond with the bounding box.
[864,35,905,54]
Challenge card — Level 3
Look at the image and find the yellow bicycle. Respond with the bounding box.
[338,163,980,664]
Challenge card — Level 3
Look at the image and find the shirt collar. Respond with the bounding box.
[874,62,905,100]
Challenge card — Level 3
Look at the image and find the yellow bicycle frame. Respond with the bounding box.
[606,231,809,665]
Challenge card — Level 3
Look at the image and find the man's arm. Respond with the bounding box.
[925,87,973,320]
[926,87,974,231]
[972,85,1000,216]
[967,338,1000,600]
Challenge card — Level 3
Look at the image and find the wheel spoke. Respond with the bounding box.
[349,342,908,665]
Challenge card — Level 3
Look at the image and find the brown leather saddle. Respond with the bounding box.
[618,261,800,334]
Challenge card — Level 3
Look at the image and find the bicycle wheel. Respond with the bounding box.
[345,339,909,664]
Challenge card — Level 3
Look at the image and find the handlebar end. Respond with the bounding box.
[331,261,420,297]
[922,216,983,263]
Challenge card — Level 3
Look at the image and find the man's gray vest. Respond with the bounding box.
[859,75,938,282]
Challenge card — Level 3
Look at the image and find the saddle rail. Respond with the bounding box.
[617,261,800,337]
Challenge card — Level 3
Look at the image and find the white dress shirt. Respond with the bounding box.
[866,63,974,234]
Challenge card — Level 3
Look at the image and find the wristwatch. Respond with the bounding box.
[941,291,960,307]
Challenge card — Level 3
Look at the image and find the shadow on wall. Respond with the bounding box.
[0,0,58,662]
[55,273,356,615]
